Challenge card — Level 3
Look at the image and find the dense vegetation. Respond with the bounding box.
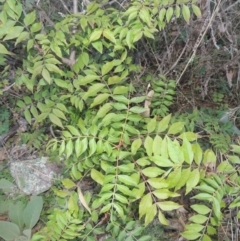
[1,0,240,240]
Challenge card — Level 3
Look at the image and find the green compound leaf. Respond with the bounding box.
[189,214,208,224]
[186,169,200,194]
[158,8,166,22]
[167,122,184,135]
[139,193,152,218]
[192,4,201,18]
[89,138,97,156]
[142,167,165,178]
[152,135,162,155]
[148,178,169,189]
[192,143,203,165]
[96,103,112,118]
[66,125,80,136]
[15,31,29,45]
[90,93,109,108]
[75,138,82,157]
[91,169,104,185]
[157,201,182,211]
[113,86,129,94]
[102,61,115,76]
[166,7,174,23]
[153,189,179,199]
[115,193,128,204]
[181,230,201,240]
[212,197,221,219]
[158,211,169,225]
[0,43,11,54]
[71,165,82,180]
[49,113,63,128]
[78,75,100,85]
[62,178,76,189]
[100,203,112,214]
[108,76,122,85]
[181,135,194,164]
[113,203,124,217]
[217,161,235,173]
[175,168,191,191]
[68,195,78,213]
[92,41,103,53]
[118,175,138,187]
[129,106,146,114]
[139,8,151,26]
[185,223,204,232]
[182,4,190,23]
[167,137,183,163]
[179,132,198,141]
[24,109,32,124]
[144,136,153,157]
[52,108,67,121]
[147,116,157,133]
[202,234,212,241]
[117,184,135,197]
[59,141,65,156]
[131,138,142,155]
[145,204,157,226]
[89,29,102,42]
[82,83,105,100]
[42,68,52,84]
[103,29,116,43]
[175,5,181,18]
[191,204,211,215]
[66,139,73,159]
[4,26,24,41]
[150,156,173,167]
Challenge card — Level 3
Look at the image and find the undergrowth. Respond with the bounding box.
[0,0,240,241]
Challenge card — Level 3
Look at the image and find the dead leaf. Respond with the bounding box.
[77,186,91,214]
[226,67,233,88]
[0,148,6,162]
[141,90,154,117]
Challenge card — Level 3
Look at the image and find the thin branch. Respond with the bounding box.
[2,83,15,92]
[176,0,222,85]
[224,0,240,12]
[59,0,71,14]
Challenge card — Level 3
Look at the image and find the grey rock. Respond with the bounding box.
[10,157,62,195]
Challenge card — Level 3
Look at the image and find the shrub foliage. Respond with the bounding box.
[0,0,240,240]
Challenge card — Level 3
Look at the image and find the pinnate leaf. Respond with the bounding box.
[118,175,138,186]
[182,4,190,23]
[131,138,142,155]
[191,204,211,215]
[181,231,201,240]
[62,178,76,189]
[157,201,181,211]
[144,136,153,157]
[139,193,152,218]
[167,122,184,134]
[91,169,104,185]
[186,169,200,194]
[49,113,63,128]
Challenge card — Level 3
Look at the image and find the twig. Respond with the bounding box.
[176,0,222,85]
[59,0,71,14]
[164,38,189,76]
[2,83,15,92]
[224,0,240,12]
